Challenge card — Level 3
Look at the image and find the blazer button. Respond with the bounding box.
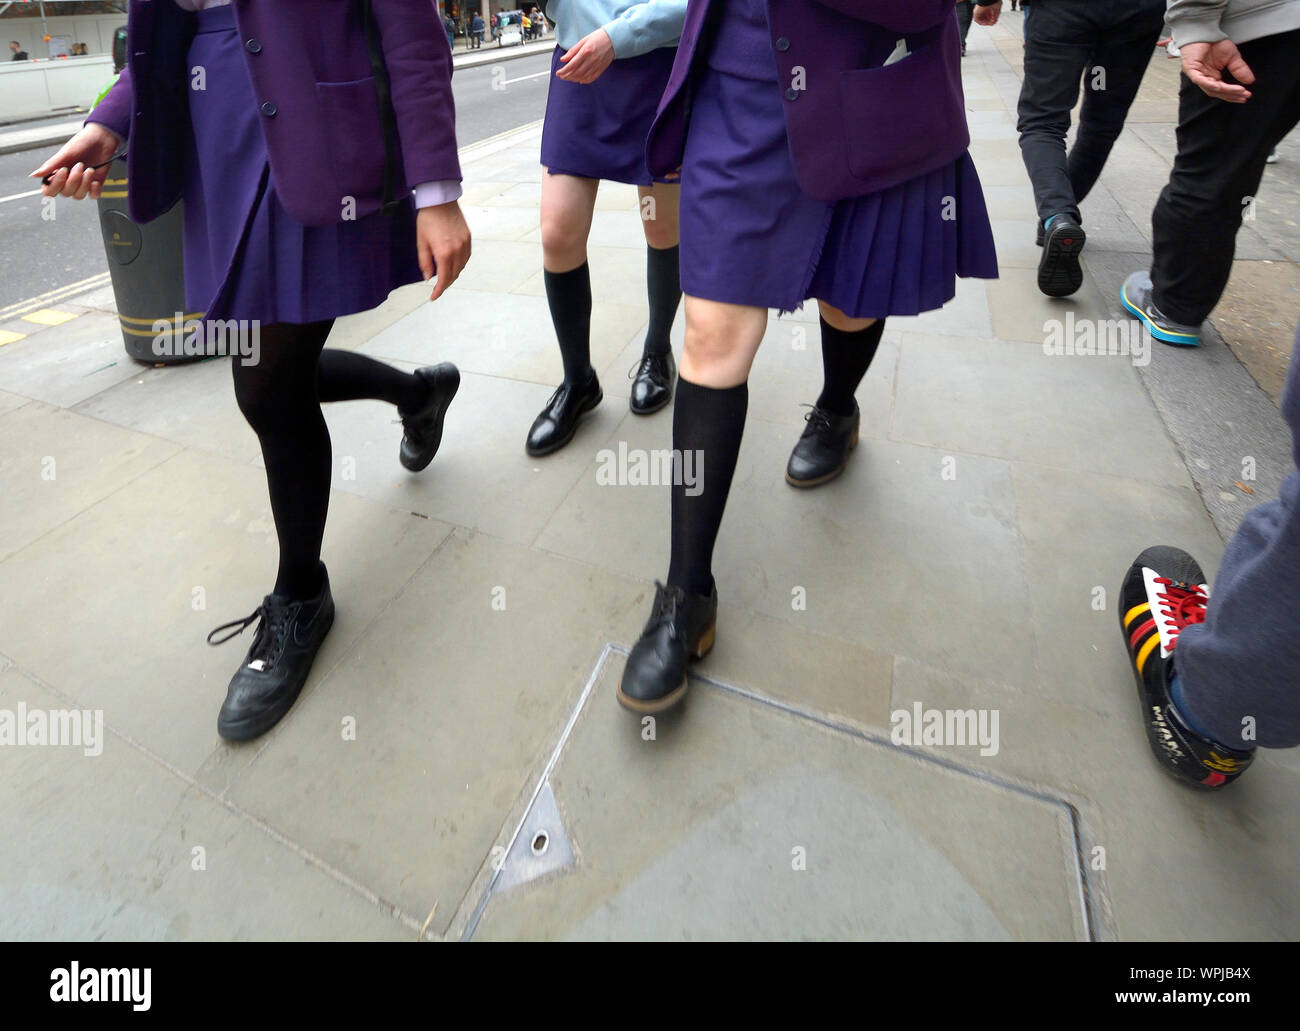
[784,87,799,102]
[260,101,277,117]
[245,38,263,54]
[775,37,790,51]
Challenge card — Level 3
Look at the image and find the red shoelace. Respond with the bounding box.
[1153,576,1208,650]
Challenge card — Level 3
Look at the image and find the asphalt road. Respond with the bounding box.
[0,50,554,311]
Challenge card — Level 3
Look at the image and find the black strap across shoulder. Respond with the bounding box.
[360,0,402,217]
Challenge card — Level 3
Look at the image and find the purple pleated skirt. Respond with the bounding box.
[540,44,676,185]
[679,5,999,318]
[182,5,422,323]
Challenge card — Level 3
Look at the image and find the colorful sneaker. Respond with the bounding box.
[1119,546,1254,789]
[1120,271,1202,346]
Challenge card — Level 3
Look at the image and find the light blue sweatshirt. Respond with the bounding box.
[545,0,687,59]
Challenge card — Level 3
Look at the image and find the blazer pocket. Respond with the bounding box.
[838,42,966,186]
[315,77,388,207]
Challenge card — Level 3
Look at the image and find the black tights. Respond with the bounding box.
[231,320,429,599]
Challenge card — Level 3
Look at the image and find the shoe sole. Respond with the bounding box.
[785,431,859,489]
[217,605,335,742]
[401,365,461,472]
[1037,224,1085,297]
[525,387,603,457]
[616,621,716,715]
[1119,281,1201,346]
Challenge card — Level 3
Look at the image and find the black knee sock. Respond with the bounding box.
[666,377,748,597]
[643,244,681,357]
[815,316,886,417]
[544,262,594,385]
[317,349,428,413]
[232,321,334,600]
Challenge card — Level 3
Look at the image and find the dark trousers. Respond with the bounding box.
[956,2,973,48]
[1178,325,1300,749]
[1152,29,1300,325]
[1016,0,1166,225]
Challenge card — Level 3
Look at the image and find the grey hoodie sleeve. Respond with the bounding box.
[1166,0,1232,46]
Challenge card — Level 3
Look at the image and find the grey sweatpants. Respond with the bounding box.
[1177,326,1300,749]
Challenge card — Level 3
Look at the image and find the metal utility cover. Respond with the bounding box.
[469,649,1097,940]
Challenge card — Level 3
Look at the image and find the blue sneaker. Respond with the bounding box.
[1120,271,1202,346]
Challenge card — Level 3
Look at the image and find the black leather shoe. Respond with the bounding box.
[629,351,675,415]
[785,403,860,488]
[400,362,460,472]
[525,371,602,456]
[209,564,335,742]
[1037,217,1086,297]
[618,580,718,714]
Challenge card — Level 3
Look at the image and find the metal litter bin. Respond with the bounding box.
[96,158,202,364]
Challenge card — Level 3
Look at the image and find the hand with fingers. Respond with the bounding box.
[1180,39,1256,103]
[30,123,124,200]
[555,28,615,84]
[417,200,472,301]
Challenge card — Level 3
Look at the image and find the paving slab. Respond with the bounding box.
[224,530,651,938]
[0,310,144,408]
[469,652,1092,941]
[0,446,453,792]
[0,402,180,563]
[536,411,1038,689]
[0,669,410,941]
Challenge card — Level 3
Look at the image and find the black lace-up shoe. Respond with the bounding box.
[618,580,718,713]
[209,564,335,741]
[785,403,860,488]
[629,351,675,414]
[399,363,460,472]
[1119,546,1254,789]
[525,371,603,456]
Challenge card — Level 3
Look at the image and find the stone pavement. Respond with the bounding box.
[0,14,1297,941]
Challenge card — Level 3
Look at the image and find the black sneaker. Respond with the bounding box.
[1118,546,1254,789]
[786,403,860,488]
[617,581,718,714]
[1037,216,1086,297]
[399,363,460,472]
[629,351,675,415]
[209,563,335,742]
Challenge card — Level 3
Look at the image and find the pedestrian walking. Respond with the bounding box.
[1122,0,1300,345]
[32,0,472,742]
[617,0,998,713]
[525,0,689,457]
[1013,0,1167,298]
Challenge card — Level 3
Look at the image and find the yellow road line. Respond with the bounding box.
[0,329,28,347]
[0,272,111,321]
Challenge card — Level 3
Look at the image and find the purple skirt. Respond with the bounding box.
[540,44,676,185]
[183,5,421,324]
[680,55,998,318]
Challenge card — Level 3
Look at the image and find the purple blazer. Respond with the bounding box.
[89,0,461,227]
[647,0,969,202]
